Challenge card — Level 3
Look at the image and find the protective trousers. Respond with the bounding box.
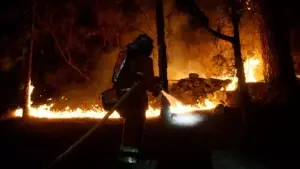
[117,92,147,169]
[119,117,145,168]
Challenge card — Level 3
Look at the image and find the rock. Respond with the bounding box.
[204,86,215,93]
[189,73,199,79]
[206,93,215,100]
[194,87,204,95]
[177,79,191,90]
[214,90,227,103]
[214,104,225,114]
[169,75,232,105]
[225,91,239,107]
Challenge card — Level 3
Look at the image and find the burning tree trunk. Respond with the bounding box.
[22,2,36,119]
[257,0,297,101]
[155,0,169,119]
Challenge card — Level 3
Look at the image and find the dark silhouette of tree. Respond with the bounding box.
[156,0,168,92]
[257,0,297,102]
[254,1,298,168]
[156,0,170,122]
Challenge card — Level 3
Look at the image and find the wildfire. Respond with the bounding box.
[12,58,261,120]
[219,57,261,91]
[13,84,216,119]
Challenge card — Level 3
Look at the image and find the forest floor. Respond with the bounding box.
[1,105,284,169]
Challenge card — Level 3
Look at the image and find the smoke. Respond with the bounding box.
[90,2,214,85]
[47,0,263,109]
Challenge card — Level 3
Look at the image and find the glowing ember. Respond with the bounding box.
[12,57,262,119]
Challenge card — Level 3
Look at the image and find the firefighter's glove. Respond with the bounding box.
[152,76,162,97]
[135,72,144,82]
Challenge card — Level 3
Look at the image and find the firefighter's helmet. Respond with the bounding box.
[127,34,153,57]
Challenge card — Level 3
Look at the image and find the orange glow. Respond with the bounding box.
[12,56,262,119]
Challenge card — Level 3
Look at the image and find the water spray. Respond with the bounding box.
[160,90,206,127]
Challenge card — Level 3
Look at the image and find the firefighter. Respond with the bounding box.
[112,34,161,168]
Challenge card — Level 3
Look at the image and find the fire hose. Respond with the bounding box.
[41,80,216,168]
[42,82,141,169]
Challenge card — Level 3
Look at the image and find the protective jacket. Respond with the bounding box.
[112,35,160,168]
[112,47,160,119]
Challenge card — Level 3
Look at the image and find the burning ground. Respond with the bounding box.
[12,56,262,119]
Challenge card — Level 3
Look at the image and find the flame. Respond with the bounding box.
[12,57,261,119]
[162,90,215,114]
[217,57,261,91]
[13,84,215,119]
[244,58,261,82]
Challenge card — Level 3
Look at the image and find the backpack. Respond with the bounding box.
[112,34,153,83]
[101,34,153,111]
[112,49,128,83]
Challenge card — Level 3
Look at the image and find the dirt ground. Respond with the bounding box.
[0,108,276,169]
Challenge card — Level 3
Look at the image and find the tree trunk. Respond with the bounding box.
[230,0,250,127]
[155,0,169,119]
[22,3,35,119]
[259,16,280,83]
[156,0,168,92]
[258,0,297,101]
[256,2,297,167]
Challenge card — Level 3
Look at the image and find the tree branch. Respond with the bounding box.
[35,9,90,80]
[50,31,91,80]
[204,26,234,43]
[175,0,234,43]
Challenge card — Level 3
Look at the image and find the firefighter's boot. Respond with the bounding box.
[118,146,139,169]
